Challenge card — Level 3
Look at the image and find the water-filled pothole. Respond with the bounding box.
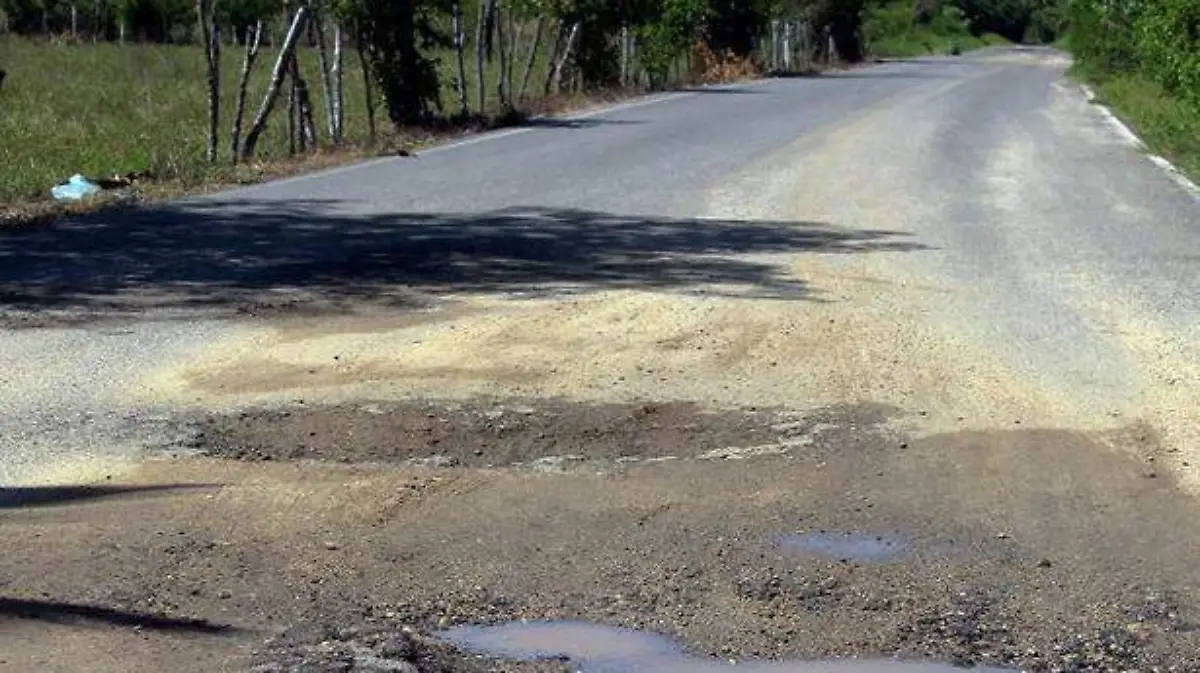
[777,531,909,563]
[438,621,1013,672]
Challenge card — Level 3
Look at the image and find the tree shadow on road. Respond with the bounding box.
[0,597,239,634]
[0,201,928,322]
[0,483,220,509]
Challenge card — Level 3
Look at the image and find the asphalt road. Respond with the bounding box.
[3,45,1200,672]
[2,45,1197,486]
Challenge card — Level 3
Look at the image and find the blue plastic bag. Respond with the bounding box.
[50,174,101,201]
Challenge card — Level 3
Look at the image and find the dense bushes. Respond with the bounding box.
[1070,0,1200,105]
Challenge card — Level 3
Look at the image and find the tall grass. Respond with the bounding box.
[0,35,563,204]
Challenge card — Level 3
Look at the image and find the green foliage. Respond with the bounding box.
[1068,0,1199,106]
[1132,0,1200,106]
[356,0,448,126]
[637,0,707,88]
[864,0,991,57]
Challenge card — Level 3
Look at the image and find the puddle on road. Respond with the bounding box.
[777,532,909,564]
[438,621,1013,672]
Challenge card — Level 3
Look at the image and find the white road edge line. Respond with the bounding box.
[1081,84,1200,201]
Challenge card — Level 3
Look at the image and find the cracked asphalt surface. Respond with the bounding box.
[1,47,1198,672]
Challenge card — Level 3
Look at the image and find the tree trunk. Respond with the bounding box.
[231,20,263,163]
[196,0,220,163]
[517,15,544,103]
[783,21,793,71]
[550,22,579,95]
[620,23,630,87]
[70,4,78,38]
[332,22,344,140]
[241,6,308,159]
[290,52,316,151]
[474,0,494,114]
[494,1,509,111]
[506,10,520,100]
[311,1,336,139]
[288,67,298,154]
[451,1,469,116]
[542,20,564,96]
[356,21,376,144]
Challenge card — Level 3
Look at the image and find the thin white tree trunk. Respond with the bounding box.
[231,20,264,162]
[196,0,220,162]
[242,6,309,159]
[332,23,344,140]
[452,1,469,116]
[783,21,793,71]
[311,1,336,139]
[551,21,579,95]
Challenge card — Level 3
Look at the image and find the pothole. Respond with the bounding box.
[777,531,910,564]
[182,399,876,468]
[437,621,1014,672]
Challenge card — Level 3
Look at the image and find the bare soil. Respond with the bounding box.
[4,398,1199,672]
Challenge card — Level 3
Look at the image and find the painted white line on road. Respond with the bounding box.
[1081,84,1144,148]
[1148,155,1200,200]
[1081,84,1200,202]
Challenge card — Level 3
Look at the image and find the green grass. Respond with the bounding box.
[0,36,561,205]
[1072,63,1200,181]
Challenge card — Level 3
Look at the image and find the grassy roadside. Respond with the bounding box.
[1069,63,1200,182]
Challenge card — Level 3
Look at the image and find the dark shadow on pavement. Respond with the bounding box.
[517,117,643,129]
[678,86,766,94]
[0,202,928,322]
[0,597,239,634]
[0,483,220,509]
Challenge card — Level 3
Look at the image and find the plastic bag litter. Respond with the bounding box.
[51,174,102,201]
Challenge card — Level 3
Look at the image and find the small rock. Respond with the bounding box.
[420,454,459,469]
[377,635,415,659]
[218,589,233,599]
[324,541,341,551]
[352,655,417,673]
[1145,471,1158,479]
[1038,558,1053,568]
[996,532,1010,539]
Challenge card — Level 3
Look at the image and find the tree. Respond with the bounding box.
[196,0,219,162]
[356,0,447,127]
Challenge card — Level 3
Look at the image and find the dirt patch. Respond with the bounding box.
[5,399,1200,672]
[186,398,850,469]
